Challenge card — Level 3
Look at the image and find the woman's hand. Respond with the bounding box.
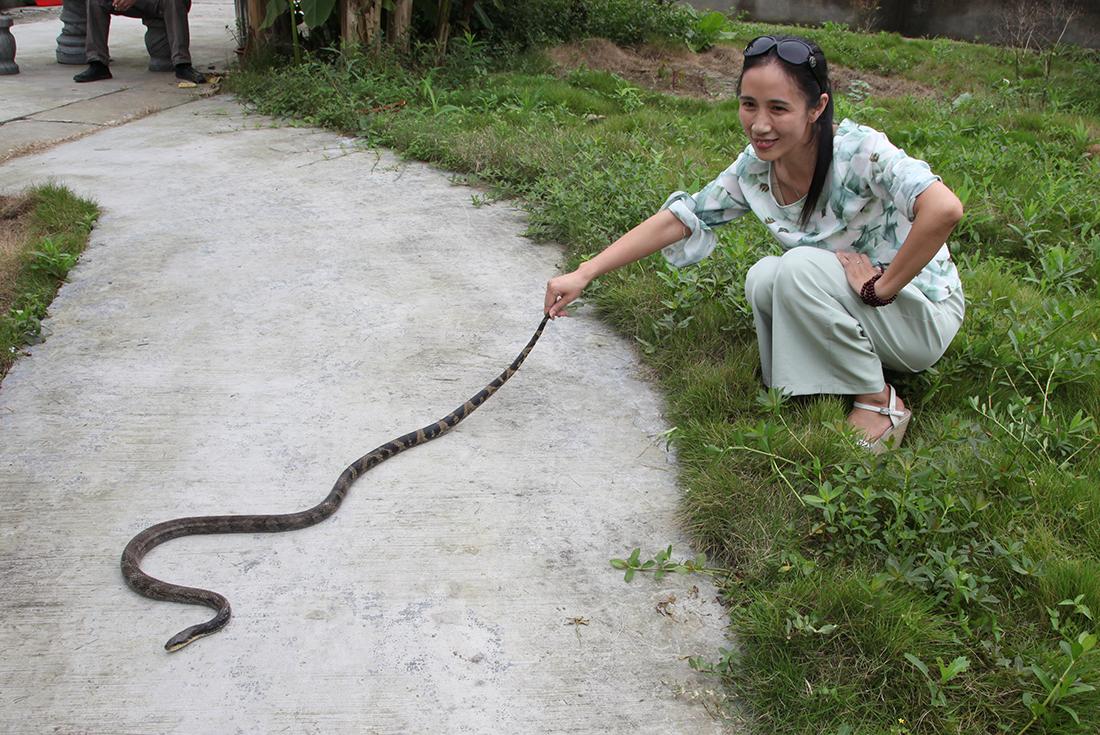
[836,251,894,300]
[541,210,693,319]
[544,270,592,318]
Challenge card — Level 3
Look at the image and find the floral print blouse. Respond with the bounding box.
[660,118,961,302]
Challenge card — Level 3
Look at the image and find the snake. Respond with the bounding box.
[121,315,550,652]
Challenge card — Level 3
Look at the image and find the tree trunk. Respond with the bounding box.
[387,0,412,51]
[436,0,451,52]
[341,0,381,47]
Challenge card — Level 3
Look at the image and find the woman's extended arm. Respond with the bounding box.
[543,209,690,318]
[837,181,964,299]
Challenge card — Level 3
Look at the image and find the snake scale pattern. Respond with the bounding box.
[121,315,550,652]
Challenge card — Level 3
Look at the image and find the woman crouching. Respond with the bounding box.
[544,35,965,452]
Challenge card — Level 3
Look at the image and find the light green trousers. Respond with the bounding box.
[744,246,965,396]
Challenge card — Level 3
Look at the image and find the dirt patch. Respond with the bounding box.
[0,194,34,307]
[546,38,936,102]
[548,39,745,99]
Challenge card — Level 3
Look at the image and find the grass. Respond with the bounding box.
[229,18,1100,735]
[0,184,99,381]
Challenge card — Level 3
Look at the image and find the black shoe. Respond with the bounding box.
[174,64,207,84]
[74,62,112,83]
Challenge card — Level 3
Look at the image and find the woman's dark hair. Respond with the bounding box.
[738,35,834,229]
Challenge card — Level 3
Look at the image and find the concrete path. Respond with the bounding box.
[0,5,735,734]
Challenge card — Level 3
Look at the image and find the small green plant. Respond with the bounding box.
[1018,598,1098,734]
[28,237,79,280]
[903,653,971,708]
[971,394,1098,470]
[419,74,464,117]
[784,608,838,639]
[1023,244,1088,295]
[686,11,732,53]
[1,305,44,343]
[687,645,738,676]
[847,78,872,104]
[614,84,644,113]
[610,545,727,582]
[448,31,490,77]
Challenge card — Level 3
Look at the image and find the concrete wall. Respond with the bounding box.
[685,0,1100,49]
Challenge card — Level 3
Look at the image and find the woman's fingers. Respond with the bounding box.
[544,279,576,318]
[835,251,870,267]
[546,291,570,318]
[835,251,878,295]
[545,271,591,318]
[544,276,566,312]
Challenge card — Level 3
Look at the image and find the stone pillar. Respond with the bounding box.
[0,15,19,75]
[56,0,172,69]
[56,0,87,64]
[0,14,18,75]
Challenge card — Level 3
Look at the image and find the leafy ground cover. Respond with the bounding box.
[0,185,99,382]
[231,16,1100,734]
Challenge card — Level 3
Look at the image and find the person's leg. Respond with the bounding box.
[846,282,964,439]
[768,247,887,397]
[159,0,190,66]
[856,287,965,374]
[141,15,174,71]
[152,0,206,79]
[75,0,114,81]
[121,0,203,80]
[744,255,781,387]
[765,246,964,441]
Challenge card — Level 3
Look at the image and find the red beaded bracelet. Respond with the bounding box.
[860,273,896,307]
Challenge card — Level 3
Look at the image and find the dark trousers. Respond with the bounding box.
[85,0,193,66]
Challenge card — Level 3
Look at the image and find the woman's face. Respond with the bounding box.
[738,61,826,162]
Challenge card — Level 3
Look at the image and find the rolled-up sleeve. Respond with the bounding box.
[659,162,751,267]
[861,131,941,221]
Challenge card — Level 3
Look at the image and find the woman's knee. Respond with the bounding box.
[880,331,954,373]
[779,245,840,272]
[774,247,846,296]
[882,348,941,374]
[745,256,781,309]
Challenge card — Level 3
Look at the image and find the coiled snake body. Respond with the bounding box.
[122,315,550,652]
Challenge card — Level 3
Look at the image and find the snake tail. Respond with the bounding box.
[121,315,550,651]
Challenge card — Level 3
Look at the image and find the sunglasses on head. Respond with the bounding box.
[744,36,825,91]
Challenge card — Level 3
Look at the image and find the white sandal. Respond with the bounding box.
[852,385,911,454]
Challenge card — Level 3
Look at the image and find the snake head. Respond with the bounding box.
[163,609,229,652]
[165,625,213,652]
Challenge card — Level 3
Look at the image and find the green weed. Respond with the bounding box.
[1,185,99,379]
